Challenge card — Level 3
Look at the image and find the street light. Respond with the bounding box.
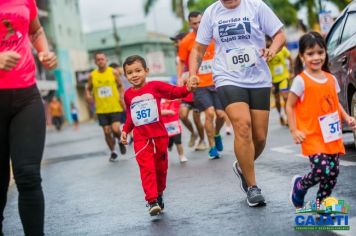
[110,14,123,65]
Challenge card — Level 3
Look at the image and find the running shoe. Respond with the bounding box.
[148,201,161,216]
[119,142,127,155]
[195,140,208,151]
[208,146,220,160]
[188,133,197,148]
[232,160,248,193]
[290,175,307,208]
[157,195,164,210]
[109,152,118,162]
[179,155,188,163]
[214,134,223,151]
[246,186,266,207]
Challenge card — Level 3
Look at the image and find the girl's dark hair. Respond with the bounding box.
[294,31,330,76]
[123,55,147,74]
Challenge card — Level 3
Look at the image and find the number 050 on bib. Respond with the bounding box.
[226,47,257,71]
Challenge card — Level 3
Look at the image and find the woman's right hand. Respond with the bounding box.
[0,51,21,71]
[291,129,306,144]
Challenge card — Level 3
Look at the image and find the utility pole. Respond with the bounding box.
[110,14,123,65]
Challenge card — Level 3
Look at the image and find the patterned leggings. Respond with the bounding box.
[300,153,339,201]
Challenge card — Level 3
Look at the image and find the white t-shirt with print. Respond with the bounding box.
[196,0,283,88]
[290,71,340,101]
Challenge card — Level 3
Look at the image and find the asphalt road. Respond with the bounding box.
[3,112,356,236]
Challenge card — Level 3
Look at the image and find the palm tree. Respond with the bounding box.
[144,0,186,26]
[294,0,351,28]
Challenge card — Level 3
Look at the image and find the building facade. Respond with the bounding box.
[85,23,178,83]
[36,0,90,122]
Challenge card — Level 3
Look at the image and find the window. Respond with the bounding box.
[326,16,346,53]
[341,12,356,43]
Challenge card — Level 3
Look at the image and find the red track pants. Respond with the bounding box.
[134,136,168,203]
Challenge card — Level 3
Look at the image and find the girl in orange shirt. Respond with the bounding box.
[286,32,356,208]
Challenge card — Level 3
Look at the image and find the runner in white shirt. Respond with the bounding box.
[188,0,286,207]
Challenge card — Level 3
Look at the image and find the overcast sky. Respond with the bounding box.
[79,0,182,36]
[79,0,341,35]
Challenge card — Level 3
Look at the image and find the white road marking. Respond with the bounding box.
[340,161,356,167]
[270,145,296,154]
[271,145,356,166]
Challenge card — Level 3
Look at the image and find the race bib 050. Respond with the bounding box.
[225,47,257,71]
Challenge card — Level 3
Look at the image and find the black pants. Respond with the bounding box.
[0,84,45,236]
[52,116,63,131]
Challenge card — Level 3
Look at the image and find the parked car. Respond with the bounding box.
[326,0,356,146]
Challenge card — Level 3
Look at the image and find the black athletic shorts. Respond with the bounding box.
[217,85,271,111]
[168,133,182,148]
[118,111,126,123]
[181,101,199,112]
[194,86,223,112]
[97,112,123,126]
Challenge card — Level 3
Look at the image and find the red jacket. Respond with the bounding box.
[123,81,189,141]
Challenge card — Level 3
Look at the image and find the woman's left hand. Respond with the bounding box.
[260,48,276,62]
[38,51,57,70]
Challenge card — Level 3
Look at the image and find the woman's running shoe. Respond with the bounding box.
[232,160,248,193]
[246,186,266,207]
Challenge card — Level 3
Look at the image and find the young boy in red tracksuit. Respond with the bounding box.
[120,55,196,216]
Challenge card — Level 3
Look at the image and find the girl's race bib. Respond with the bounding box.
[318,111,342,143]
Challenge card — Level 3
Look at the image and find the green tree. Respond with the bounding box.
[187,0,214,12]
[144,0,185,26]
[294,0,351,28]
[266,0,298,26]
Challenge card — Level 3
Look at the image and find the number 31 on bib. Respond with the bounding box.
[225,47,257,71]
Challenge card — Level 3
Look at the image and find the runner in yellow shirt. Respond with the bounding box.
[266,36,292,126]
[86,52,126,161]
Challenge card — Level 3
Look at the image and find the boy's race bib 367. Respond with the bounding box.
[131,98,159,126]
[225,46,257,71]
[318,111,342,143]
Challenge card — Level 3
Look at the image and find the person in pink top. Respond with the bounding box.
[0,0,57,235]
[161,99,188,163]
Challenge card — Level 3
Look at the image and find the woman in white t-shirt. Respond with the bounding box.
[188,0,286,207]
